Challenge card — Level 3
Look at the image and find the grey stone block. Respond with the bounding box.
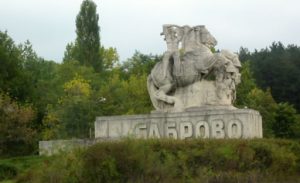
[95,108,262,139]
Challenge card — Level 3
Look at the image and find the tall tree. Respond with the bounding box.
[0,31,31,102]
[75,0,101,72]
[239,43,300,111]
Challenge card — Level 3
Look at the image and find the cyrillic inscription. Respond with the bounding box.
[134,119,243,139]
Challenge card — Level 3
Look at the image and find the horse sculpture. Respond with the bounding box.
[147,25,241,111]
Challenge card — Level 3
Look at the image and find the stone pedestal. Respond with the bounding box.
[95,107,263,139]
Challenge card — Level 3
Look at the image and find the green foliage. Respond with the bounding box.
[0,31,60,136]
[98,71,152,115]
[100,46,119,71]
[18,139,300,183]
[246,88,278,137]
[124,73,152,114]
[0,164,17,181]
[235,61,256,106]
[0,31,31,102]
[96,51,160,115]
[19,41,59,131]
[40,61,108,140]
[96,51,159,115]
[273,102,300,138]
[16,151,84,183]
[0,155,47,182]
[75,0,101,72]
[235,60,300,138]
[239,43,300,111]
[235,62,278,137]
[120,51,160,79]
[55,61,102,89]
[63,42,78,63]
[63,74,92,97]
[0,93,36,156]
[42,75,99,139]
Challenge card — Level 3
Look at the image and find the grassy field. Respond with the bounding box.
[1,138,300,183]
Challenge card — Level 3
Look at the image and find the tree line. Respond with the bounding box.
[0,0,300,157]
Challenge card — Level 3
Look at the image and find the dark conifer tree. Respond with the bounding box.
[75,0,102,72]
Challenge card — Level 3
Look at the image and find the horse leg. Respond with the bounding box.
[154,83,176,104]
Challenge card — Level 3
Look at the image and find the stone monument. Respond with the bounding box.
[148,25,241,111]
[95,25,263,139]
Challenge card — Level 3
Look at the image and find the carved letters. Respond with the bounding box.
[134,119,242,139]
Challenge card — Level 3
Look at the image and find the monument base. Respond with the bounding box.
[95,107,262,139]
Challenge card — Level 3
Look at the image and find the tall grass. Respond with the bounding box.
[17,138,300,183]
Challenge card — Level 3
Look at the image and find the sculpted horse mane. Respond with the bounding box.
[147,25,241,112]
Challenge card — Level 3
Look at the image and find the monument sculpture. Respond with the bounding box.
[148,25,241,112]
[94,25,263,140]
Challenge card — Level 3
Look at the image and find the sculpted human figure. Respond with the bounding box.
[181,25,193,52]
[214,50,241,103]
[161,24,183,78]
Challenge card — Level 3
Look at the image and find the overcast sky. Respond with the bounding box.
[1,0,300,62]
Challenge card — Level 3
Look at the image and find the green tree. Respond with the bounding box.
[0,31,31,102]
[100,46,119,70]
[0,92,36,156]
[272,103,300,138]
[98,72,152,116]
[239,43,300,111]
[245,88,278,137]
[96,52,159,115]
[235,61,256,107]
[42,75,98,139]
[63,42,78,62]
[97,73,125,115]
[237,46,300,138]
[75,0,101,72]
[120,51,160,79]
[18,40,59,130]
[235,61,278,137]
[124,73,152,114]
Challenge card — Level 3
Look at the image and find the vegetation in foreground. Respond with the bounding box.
[9,138,300,183]
[0,156,49,182]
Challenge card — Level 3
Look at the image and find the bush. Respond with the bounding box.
[0,92,36,157]
[18,138,300,183]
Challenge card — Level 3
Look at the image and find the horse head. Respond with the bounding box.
[195,26,217,49]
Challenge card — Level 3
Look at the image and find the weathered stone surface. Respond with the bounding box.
[148,25,241,112]
[95,108,262,139]
[39,139,90,156]
[170,80,233,112]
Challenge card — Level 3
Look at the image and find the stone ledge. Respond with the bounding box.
[95,108,263,139]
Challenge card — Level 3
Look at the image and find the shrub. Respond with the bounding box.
[17,139,300,183]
